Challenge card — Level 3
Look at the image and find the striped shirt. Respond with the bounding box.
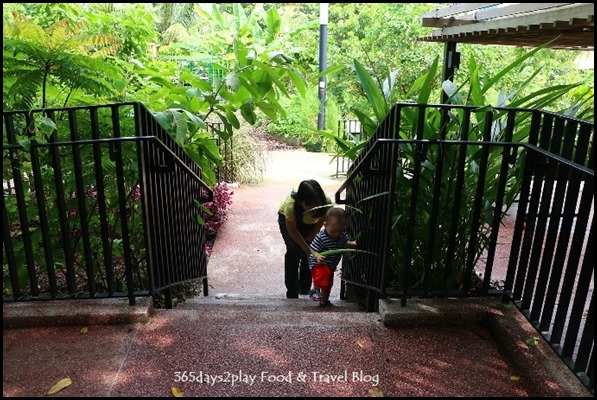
[308,228,350,271]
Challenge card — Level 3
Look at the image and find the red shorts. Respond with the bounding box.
[311,263,334,292]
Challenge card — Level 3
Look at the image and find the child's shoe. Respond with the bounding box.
[308,289,322,301]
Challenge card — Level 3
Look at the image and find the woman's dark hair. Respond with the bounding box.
[291,179,329,222]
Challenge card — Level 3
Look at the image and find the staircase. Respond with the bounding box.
[4,294,591,397]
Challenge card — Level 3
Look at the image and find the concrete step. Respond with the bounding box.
[2,297,153,329]
[2,294,372,329]
[159,294,378,327]
[184,293,364,309]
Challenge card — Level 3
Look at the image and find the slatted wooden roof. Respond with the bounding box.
[419,3,594,50]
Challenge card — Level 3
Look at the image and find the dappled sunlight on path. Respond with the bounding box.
[207,148,344,298]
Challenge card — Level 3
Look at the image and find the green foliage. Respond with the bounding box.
[455,44,594,116]
[3,106,147,299]
[3,3,84,29]
[332,41,591,292]
[83,4,158,60]
[320,248,377,257]
[267,92,318,138]
[326,3,443,116]
[136,3,314,186]
[3,11,124,109]
[266,88,340,152]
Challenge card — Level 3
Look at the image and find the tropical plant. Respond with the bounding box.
[3,12,123,109]
[82,3,158,61]
[266,87,340,152]
[325,3,441,116]
[135,3,316,186]
[2,105,146,299]
[2,3,314,301]
[322,40,591,292]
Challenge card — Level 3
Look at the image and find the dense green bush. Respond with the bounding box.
[266,88,340,153]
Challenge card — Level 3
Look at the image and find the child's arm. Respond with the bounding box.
[310,231,326,263]
[346,240,358,248]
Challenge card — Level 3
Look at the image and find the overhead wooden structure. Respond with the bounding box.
[419,3,594,51]
[418,3,594,103]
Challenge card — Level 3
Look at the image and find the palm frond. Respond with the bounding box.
[320,248,378,257]
[304,203,364,215]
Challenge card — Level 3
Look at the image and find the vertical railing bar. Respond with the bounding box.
[511,112,551,302]
[190,177,198,281]
[47,109,76,296]
[184,167,193,281]
[173,158,185,284]
[152,141,166,292]
[193,170,202,279]
[24,112,57,297]
[90,107,114,295]
[201,179,210,295]
[504,110,542,295]
[550,152,594,343]
[148,115,172,306]
[162,147,174,290]
[444,108,470,292]
[162,159,175,308]
[520,117,563,311]
[423,105,449,294]
[199,177,208,280]
[68,109,96,297]
[193,172,203,280]
[4,113,39,296]
[370,169,382,309]
[483,110,517,292]
[136,105,157,295]
[337,120,343,175]
[164,145,176,297]
[147,118,165,293]
[463,110,493,291]
[380,107,401,299]
[561,222,594,359]
[588,352,594,392]
[180,160,191,282]
[401,104,426,306]
[534,122,591,326]
[111,105,135,305]
[573,291,593,375]
[152,117,172,300]
[2,195,21,299]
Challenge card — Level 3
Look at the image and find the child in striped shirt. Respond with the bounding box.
[308,207,357,307]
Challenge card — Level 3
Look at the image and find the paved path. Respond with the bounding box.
[207,149,346,300]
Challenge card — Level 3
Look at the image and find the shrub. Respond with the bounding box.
[227,124,267,184]
[203,182,234,255]
[266,89,341,153]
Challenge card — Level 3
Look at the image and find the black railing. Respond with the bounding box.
[3,102,213,308]
[336,103,594,390]
[335,119,364,176]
